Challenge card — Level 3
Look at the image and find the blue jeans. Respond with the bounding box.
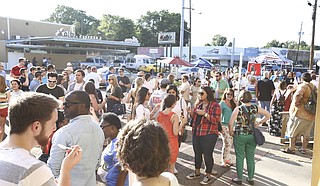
[259,101,270,119]
[192,133,218,173]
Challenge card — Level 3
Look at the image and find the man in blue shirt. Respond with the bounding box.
[99,113,128,186]
[106,66,115,88]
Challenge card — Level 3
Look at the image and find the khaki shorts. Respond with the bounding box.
[286,116,315,138]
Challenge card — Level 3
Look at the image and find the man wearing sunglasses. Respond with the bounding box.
[36,72,65,102]
[48,90,104,186]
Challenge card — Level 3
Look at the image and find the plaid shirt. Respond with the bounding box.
[192,101,221,136]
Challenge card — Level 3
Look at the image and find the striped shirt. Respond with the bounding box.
[245,84,257,104]
[0,148,56,185]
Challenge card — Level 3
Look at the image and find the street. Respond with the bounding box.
[175,125,312,186]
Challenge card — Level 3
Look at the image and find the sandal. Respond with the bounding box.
[298,148,306,154]
[282,148,295,154]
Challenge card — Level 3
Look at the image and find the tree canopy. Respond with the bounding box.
[44,5,100,36]
[99,14,135,41]
[264,39,310,50]
[136,10,189,47]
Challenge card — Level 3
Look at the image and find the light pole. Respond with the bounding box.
[308,0,318,70]
[179,0,185,59]
[295,22,303,65]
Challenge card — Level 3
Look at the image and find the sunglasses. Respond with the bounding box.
[100,125,110,130]
[63,101,82,108]
[215,76,220,78]
[197,81,201,83]
[48,80,57,83]
[138,75,144,77]
[199,92,205,95]
[108,79,114,81]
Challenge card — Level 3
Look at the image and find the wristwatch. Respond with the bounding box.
[204,113,208,118]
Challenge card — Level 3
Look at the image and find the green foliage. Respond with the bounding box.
[99,14,136,41]
[211,34,227,46]
[44,5,100,36]
[136,10,189,47]
[264,39,310,50]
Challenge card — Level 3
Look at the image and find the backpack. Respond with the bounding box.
[304,84,317,115]
[277,90,286,107]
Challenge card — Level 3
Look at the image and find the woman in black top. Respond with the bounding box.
[106,74,123,113]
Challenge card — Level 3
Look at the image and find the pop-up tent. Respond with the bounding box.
[191,58,213,69]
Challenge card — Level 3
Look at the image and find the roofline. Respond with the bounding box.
[0,16,74,27]
[6,36,140,47]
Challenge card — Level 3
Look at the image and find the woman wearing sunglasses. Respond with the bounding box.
[190,77,202,110]
[186,86,221,185]
[220,88,237,167]
[106,74,123,113]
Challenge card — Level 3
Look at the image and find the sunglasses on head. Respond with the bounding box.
[63,101,82,108]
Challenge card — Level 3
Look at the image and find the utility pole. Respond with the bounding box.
[188,0,192,62]
[295,22,303,65]
[309,0,317,70]
[179,0,185,59]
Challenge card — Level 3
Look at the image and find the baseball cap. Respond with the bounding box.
[160,78,171,86]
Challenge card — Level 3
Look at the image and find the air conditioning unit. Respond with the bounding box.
[12,35,21,40]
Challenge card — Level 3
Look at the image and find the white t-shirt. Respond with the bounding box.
[85,72,102,89]
[179,82,190,101]
[74,82,83,90]
[135,104,150,120]
[143,80,154,93]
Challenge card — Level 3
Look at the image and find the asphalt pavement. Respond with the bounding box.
[175,125,312,186]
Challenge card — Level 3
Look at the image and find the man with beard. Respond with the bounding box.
[0,93,82,185]
[48,90,104,186]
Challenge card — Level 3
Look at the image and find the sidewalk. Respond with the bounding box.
[175,126,312,186]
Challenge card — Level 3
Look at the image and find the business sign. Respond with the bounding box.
[158,32,176,44]
[149,49,158,54]
[244,48,259,57]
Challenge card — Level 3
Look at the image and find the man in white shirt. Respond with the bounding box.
[85,66,102,89]
[179,75,190,104]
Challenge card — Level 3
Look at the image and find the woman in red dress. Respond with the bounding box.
[157,94,184,173]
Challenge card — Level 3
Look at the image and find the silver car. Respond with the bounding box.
[97,67,137,88]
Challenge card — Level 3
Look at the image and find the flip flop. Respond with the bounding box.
[298,148,306,154]
[282,148,295,154]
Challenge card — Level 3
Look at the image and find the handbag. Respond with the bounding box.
[112,103,126,115]
[242,105,265,146]
[218,121,223,132]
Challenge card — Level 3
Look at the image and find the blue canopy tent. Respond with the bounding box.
[191,58,213,69]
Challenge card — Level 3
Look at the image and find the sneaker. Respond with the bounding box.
[200,175,212,185]
[174,167,178,174]
[211,170,218,175]
[246,178,254,185]
[186,173,201,180]
[232,178,242,185]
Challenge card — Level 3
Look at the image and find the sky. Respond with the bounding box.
[1,0,319,47]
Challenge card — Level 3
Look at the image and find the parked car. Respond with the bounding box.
[138,62,167,74]
[97,67,137,88]
[177,67,200,79]
[71,58,108,70]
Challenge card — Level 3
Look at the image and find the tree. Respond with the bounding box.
[211,34,227,46]
[99,14,136,41]
[44,5,100,36]
[136,10,189,47]
[264,39,282,48]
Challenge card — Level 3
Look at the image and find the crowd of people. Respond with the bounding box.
[0,57,317,185]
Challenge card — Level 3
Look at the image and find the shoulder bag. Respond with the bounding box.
[242,105,265,146]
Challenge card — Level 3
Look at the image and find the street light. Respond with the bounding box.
[179,0,185,59]
[308,0,318,70]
